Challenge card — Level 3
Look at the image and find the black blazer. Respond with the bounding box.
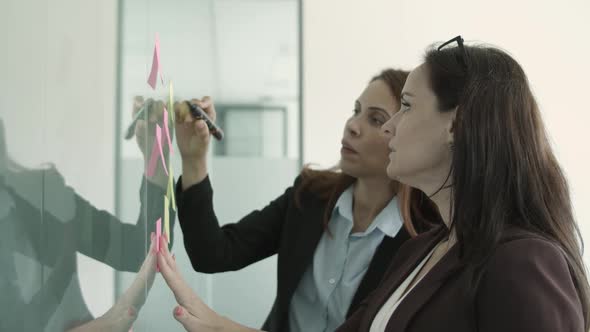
[336,225,585,332]
[175,175,415,332]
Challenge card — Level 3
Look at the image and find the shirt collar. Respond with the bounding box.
[333,184,403,238]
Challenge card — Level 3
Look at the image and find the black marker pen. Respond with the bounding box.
[186,101,224,141]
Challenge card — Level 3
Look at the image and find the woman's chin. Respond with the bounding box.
[386,163,398,181]
[340,160,360,177]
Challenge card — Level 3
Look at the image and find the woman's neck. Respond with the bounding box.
[351,176,397,233]
[428,186,458,246]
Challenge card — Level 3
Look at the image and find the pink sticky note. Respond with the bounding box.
[156,125,169,176]
[146,137,159,177]
[147,33,163,89]
[156,218,162,252]
[163,107,173,154]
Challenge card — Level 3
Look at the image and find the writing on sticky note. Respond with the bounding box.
[156,124,169,176]
[147,33,164,89]
[156,218,162,253]
[164,196,170,244]
[163,107,173,154]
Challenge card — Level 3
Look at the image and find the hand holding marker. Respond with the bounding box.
[125,99,223,141]
[184,101,224,141]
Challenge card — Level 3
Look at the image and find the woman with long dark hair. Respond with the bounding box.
[335,36,589,331]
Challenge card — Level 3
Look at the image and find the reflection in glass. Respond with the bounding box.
[0,116,175,331]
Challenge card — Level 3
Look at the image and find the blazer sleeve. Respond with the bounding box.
[10,169,175,272]
[476,237,585,332]
[73,176,176,272]
[175,175,296,273]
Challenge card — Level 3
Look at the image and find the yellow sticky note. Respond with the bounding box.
[167,159,176,211]
[169,81,174,122]
[164,195,170,243]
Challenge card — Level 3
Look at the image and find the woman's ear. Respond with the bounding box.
[446,108,457,146]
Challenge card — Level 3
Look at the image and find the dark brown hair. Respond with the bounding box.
[425,43,589,328]
[295,69,440,236]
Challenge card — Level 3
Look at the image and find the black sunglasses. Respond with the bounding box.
[438,35,467,70]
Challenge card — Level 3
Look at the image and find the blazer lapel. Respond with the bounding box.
[385,244,462,331]
[282,196,326,310]
[359,226,448,331]
[347,227,410,316]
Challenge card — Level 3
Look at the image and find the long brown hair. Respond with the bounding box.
[295,69,440,236]
[425,42,589,328]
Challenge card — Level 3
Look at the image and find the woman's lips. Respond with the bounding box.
[341,146,357,154]
[341,141,358,154]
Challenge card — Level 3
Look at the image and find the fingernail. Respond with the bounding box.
[175,306,183,316]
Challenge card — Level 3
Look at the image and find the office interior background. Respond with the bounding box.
[1,0,589,330]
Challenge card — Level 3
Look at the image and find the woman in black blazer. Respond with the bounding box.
[169,69,440,332]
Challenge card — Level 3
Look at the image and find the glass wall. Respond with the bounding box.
[116,0,301,330]
[0,0,300,330]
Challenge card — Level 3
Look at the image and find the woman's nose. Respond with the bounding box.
[382,116,396,137]
[383,110,403,136]
[346,118,361,137]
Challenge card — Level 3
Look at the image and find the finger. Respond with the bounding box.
[174,101,190,124]
[134,119,147,139]
[157,252,194,306]
[149,100,164,123]
[194,119,209,139]
[138,233,157,277]
[159,235,176,270]
[190,97,215,122]
[132,96,144,117]
[134,233,157,284]
[173,305,204,332]
[189,98,202,107]
[150,232,157,254]
[183,101,197,124]
[188,98,202,120]
[157,244,200,309]
[118,235,157,309]
[198,96,216,122]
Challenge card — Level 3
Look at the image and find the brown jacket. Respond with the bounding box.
[336,225,585,332]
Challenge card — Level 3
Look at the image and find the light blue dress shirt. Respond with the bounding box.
[287,184,403,332]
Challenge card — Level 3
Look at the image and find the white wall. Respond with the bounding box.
[303,0,590,262]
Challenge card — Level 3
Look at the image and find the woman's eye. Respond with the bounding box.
[371,116,385,126]
[401,101,411,111]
